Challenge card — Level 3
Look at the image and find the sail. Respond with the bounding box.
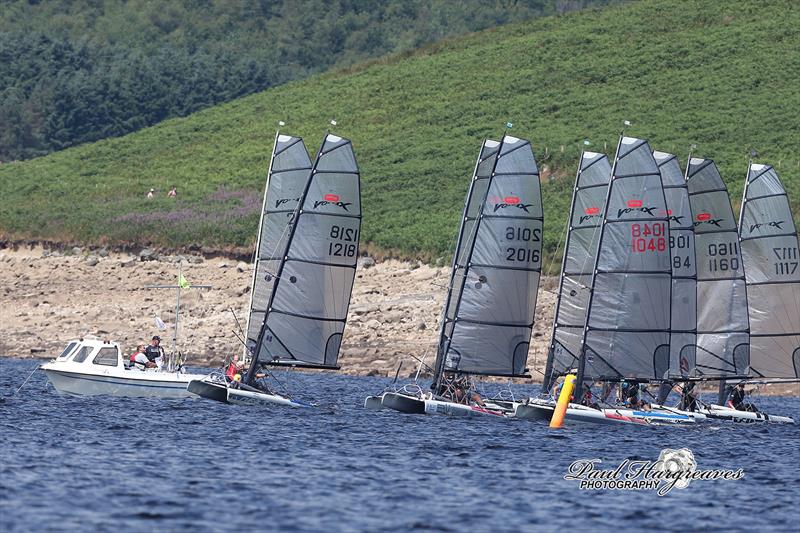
[545,152,612,386]
[653,151,697,378]
[245,134,313,354]
[252,134,361,369]
[435,135,542,378]
[579,137,672,382]
[686,158,748,377]
[739,163,800,378]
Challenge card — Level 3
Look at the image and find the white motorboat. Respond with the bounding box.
[40,337,207,398]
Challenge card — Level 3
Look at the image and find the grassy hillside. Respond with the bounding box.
[1,0,798,268]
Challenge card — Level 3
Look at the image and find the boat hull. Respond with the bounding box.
[41,366,201,398]
[513,400,631,425]
[423,398,507,418]
[364,394,385,410]
[187,378,310,408]
[381,392,425,414]
[698,404,795,424]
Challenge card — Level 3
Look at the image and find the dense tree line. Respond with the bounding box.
[0,0,615,160]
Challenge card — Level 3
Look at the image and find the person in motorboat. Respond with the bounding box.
[144,336,165,367]
[678,382,699,412]
[728,383,758,412]
[128,344,149,370]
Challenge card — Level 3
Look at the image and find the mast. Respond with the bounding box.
[242,129,280,359]
[575,136,672,401]
[543,151,612,393]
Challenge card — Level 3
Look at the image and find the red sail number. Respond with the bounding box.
[631,223,666,253]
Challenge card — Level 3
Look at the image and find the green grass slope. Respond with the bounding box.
[1,0,798,267]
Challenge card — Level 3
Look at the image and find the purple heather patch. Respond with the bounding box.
[114,186,260,225]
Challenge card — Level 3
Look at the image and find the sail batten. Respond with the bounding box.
[248,134,361,374]
[576,137,672,387]
[686,157,749,379]
[433,135,543,380]
[739,163,800,378]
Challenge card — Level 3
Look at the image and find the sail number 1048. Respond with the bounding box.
[328,225,358,257]
[631,223,667,253]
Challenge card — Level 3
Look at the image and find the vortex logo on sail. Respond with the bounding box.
[314,193,352,211]
[617,199,657,218]
[749,220,784,233]
[693,212,722,227]
[275,197,301,208]
[579,207,601,224]
[492,195,532,213]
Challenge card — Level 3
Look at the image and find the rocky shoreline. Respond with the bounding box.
[2,245,797,396]
[0,245,556,381]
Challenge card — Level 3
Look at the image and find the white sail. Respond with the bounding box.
[653,151,697,378]
[739,163,800,378]
[434,135,543,379]
[544,151,612,389]
[250,134,361,371]
[686,158,749,378]
[245,134,313,354]
[577,137,672,383]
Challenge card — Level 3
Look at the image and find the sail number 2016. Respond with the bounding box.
[631,223,666,253]
[328,225,358,257]
[505,226,540,263]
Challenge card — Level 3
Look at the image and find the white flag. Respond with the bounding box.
[154,315,167,331]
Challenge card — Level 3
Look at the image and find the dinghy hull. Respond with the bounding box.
[423,398,508,418]
[381,392,425,414]
[513,400,632,425]
[364,394,385,410]
[187,379,229,403]
[698,405,795,424]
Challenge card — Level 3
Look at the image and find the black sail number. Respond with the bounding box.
[328,224,358,257]
[773,247,799,275]
[504,225,540,264]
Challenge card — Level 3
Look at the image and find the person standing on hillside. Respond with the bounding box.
[167,186,177,198]
[147,188,155,198]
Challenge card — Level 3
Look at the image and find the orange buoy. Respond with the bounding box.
[550,374,576,428]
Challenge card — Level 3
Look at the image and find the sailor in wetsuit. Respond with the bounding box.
[679,382,699,412]
[144,336,165,367]
[729,383,758,412]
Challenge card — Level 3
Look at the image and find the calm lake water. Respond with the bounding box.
[1,357,798,531]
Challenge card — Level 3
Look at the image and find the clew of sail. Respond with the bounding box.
[739,163,800,378]
[543,151,612,390]
[686,158,749,378]
[251,134,361,371]
[577,137,672,385]
[653,151,697,379]
[245,134,313,355]
[435,135,543,379]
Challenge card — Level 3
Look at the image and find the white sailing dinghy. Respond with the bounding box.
[189,131,361,406]
[516,140,697,425]
[373,134,543,417]
[702,162,798,423]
